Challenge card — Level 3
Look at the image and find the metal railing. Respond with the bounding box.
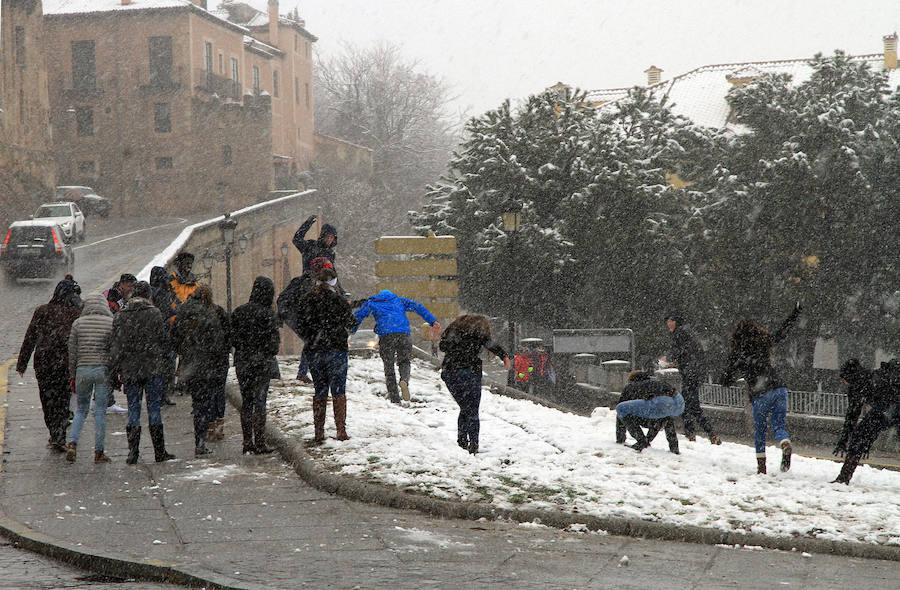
[699,383,848,418]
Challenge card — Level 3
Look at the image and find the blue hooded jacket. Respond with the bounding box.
[353,290,437,336]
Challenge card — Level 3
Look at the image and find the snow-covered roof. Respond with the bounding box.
[584,54,900,129]
[44,0,189,15]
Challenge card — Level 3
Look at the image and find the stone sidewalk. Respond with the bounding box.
[2,367,899,590]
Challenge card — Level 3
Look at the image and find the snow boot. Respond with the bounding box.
[149,424,175,462]
[240,407,255,454]
[780,439,792,472]
[399,380,410,402]
[622,415,649,452]
[194,415,211,457]
[709,434,722,445]
[333,396,350,441]
[65,442,76,462]
[832,453,860,484]
[313,398,327,443]
[126,425,141,465]
[251,411,275,454]
[756,455,766,474]
[94,451,110,463]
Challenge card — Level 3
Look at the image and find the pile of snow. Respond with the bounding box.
[254,356,900,546]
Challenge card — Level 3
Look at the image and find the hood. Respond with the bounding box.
[319,223,338,247]
[123,297,153,312]
[369,290,398,303]
[150,266,169,289]
[249,276,275,307]
[81,293,113,317]
[50,278,81,307]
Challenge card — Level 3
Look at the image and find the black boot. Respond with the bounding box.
[832,453,860,484]
[251,411,275,454]
[149,424,175,462]
[240,406,255,454]
[126,425,141,464]
[664,418,680,454]
[194,414,212,457]
[622,415,649,452]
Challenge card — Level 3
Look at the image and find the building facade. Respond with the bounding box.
[43,0,316,216]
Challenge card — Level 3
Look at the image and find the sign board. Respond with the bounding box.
[375,235,457,255]
[375,259,457,277]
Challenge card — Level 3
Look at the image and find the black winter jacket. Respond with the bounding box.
[719,307,800,399]
[295,284,356,353]
[620,377,677,402]
[172,298,230,381]
[292,215,337,272]
[110,298,168,380]
[17,281,82,381]
[439,325,507,373]
[669,322,707,381]
[150,265,176,326]
[232,277,281,373]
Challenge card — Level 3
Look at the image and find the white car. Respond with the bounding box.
[33,202,85,242]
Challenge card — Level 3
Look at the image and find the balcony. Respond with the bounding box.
[194,69,242,100]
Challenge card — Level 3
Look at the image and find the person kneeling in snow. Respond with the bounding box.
[615,371,684,453]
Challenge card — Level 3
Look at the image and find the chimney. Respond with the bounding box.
[644,65,663,85]
[884,33,898,70]
[268,0,279,46]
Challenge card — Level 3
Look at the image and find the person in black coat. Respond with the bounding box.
[833,359,900,484]
[615,371,682,454]
[231,276,281,454]
[150,265,177,407]
[17,278,83,451]
[292,214,337,272]
[295,266,357,443]
[439,314,510,454]
[172,284,228,457]
[109,281,175,464]
[663,312,719,444]
[720,302,801,474]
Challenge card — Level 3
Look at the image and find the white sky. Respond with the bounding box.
[249,0,900,117]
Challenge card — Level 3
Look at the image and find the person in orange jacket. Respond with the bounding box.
[513,348,532,390]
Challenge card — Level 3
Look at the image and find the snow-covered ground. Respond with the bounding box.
[254,356,900,547]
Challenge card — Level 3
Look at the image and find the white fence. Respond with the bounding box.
[698,384,847,418]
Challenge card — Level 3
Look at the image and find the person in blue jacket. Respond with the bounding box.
[353,290,440,403]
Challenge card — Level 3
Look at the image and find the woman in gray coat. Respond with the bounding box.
[66,294,114,463]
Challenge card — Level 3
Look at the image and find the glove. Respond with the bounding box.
[69,378,76,393]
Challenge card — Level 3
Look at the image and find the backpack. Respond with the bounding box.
[277,271,315,333]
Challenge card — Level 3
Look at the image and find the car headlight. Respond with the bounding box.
[367,340,377,349]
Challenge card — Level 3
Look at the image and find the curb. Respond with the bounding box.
[230,381,900,563]
[0,359,274,590]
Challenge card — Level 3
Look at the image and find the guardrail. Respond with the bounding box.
[699,383,848,418]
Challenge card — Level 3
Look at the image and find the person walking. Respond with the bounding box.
[615,371,684,454]
[662,313,720,444]
[292,214,338,272]
[207,299,231,443]
[719,302,801,474]
[439,314,510,454]
[352,289,440,403]
[101,273,137,414]
[109,281,175,464]
[172,284,228,457]
[17,277,83,452]
[150,265,177,407]
[295,265,357,443]
[65,293,114,463]
[231,276,281,454]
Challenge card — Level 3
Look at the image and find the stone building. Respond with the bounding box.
[0,0,57,229]
[42,0,317,216]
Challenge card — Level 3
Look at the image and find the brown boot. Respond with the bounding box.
[94,451,111,463]
[208,419,218,441]
[333,396,349,440]
[313,398,327,443]
[65,442,76,462]
[757,455,767,474]
[780,439,792,472]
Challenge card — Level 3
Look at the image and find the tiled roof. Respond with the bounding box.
[44,0,189,14]
[584,54,900,129]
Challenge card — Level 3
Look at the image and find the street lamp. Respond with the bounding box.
[238,233,249,254]
[201,248,215,277]
[219,212,238,313]
[501,198,523,385]
[280,242,291,288]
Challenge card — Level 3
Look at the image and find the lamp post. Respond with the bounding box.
[219,212,238,313]
[501,198,523,385]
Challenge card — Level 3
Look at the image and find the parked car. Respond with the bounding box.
[1,221,75,282]
[349,329,379,358]
[54,185,112,218]
[33,201,85,242]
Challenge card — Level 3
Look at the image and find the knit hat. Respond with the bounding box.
[132,280,152,299]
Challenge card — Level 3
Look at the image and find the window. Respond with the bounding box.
[71,40,96,89]
[294,34,298,52]
[204,42,213,74]
[148,36,173,86]
[273,70,279,97]
[155,156,173,170]
[231,57,239,96]
[14,26,25,66]
[294,76,299,105]
[252,66,260,94]
[218,53,224,74]
[223,145,232,166]
[75,106,93,136]
[305,82,310,108]
[154,102,171,133]
[77,161,96,174]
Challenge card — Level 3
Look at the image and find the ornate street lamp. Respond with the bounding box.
[501,198,523,385]
[237,233,249,254]
[219,212,238,313]
[501,198,523,233]
[201,248,215,276]
[280,242,291,288]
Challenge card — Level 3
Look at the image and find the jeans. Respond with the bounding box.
[213,367,228,421]
[68,366,110,452]
[751,386,789,455]
[124,375,164,427]
[442,369,482,447]
[308,350,349,400]
[379,333,412,401]
[617,393,685,421]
